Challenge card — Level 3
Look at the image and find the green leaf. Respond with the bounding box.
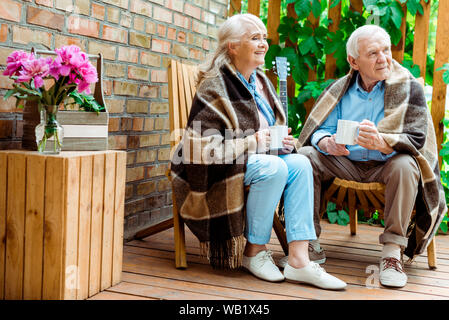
[407,0,423,15]
[296,90,312,105]
[68,90,105,114]
[389,27,403,46]
[443,71,449,85]
[295,0,312,20]
[292,63,309,85]
[265,45,281,70]
[337,210,350,225]
[440,222,448,234]
[327,211,338,224]
[15,98,24,109]
[440,148,449,157]
[280,46,298,66]
[3,89,15,100]
[401,60,421,78]
[303,55,315,70]
[330,0,341,9]
[311,0,322,18]
[327,201,337,212]
[389,3,404,29]
[299,36,318,55]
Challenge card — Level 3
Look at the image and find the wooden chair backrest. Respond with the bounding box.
[167,59,199,148]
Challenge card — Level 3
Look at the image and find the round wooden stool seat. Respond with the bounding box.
[323,178,386,235]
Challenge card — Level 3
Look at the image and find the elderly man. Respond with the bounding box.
[295,25,447,288]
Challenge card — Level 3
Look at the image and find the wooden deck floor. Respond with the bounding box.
[89,221,449,300]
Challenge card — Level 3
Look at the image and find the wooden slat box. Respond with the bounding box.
[57,111,109,151]
[0,150,126,300]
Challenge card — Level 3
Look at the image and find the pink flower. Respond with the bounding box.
[50,45,98,92]
[3,51,34,76]
[76,63,98,94]
[17,57,52,88]
[50,45,81,79]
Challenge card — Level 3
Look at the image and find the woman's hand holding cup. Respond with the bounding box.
[281,127,295,154]
[255,129,271,153]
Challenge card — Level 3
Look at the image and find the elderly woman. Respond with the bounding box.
[170,14,346,290]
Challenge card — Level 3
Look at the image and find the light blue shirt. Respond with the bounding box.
[311,74,396,161]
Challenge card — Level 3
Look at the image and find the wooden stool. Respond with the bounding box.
[322,177,437,269]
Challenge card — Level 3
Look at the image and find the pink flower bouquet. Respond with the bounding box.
[2,45,98,153]
[3,45,98,107]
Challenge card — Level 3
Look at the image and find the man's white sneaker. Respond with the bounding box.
[242,250,285,282]
[379,257,407,288]
[284,261,347,290]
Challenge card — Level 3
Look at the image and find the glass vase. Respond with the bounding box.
[35,105,64,154]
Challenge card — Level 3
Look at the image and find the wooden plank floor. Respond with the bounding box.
[89,221,449,300]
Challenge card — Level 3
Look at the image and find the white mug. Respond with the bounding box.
[269,125,288,150]
[335,120,359,145]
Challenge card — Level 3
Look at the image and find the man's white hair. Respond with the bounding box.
[346,25,391,59]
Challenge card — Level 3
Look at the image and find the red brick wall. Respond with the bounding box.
[0,0,229,240]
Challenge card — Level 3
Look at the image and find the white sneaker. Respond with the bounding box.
[277,241,326,269]
[379,257,407,288]
[284,261,347,290]
[242,250,285,282]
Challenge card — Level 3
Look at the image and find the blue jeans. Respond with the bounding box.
[244,153,316,245]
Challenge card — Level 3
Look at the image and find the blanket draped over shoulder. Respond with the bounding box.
[170,63,286,269]
[296,60,447,259]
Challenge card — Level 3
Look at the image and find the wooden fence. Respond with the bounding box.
[229,0,449,162]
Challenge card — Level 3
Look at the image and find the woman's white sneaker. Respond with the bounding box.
[284,261,347,290]
[242,250,285,282]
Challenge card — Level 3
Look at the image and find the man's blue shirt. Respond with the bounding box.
[311,74,396,161]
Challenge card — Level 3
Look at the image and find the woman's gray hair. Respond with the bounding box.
[346,25,391,59]
[196,13,267,86]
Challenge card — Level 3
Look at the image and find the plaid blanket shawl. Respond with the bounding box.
[296,60,447,259]
[170,63,286,269]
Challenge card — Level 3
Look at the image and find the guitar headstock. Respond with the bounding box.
[272,56,289,81]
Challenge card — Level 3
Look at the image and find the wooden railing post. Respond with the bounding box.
[412,0,432,78]
[325,0,342,80]
[286,4,298,101]
[349,0,363,13]
[247,0,260,16]
[391,1,407,63]
[266,0,281,89]
[228,0,241,17]
[432,0,449,168]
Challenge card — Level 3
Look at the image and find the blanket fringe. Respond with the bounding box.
[200,235,246,269]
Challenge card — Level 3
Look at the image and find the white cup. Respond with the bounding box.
[335,120,359,145]
[269,125,288,150]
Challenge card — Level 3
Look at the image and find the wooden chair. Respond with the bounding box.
[320,78,437,270]
[135,59,288,269]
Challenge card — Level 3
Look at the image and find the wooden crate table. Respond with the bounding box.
[0,150,126,300]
